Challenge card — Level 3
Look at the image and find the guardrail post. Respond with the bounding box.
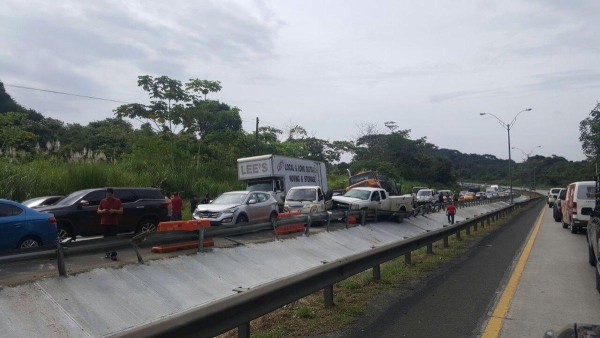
[56,241,67,277]
[198,227,205,253]
[324,284,334,308]
[326,212,331,232]
[132,240,145,264]
[361,210,366,226]
[427,243,433,255]
[456,228,462,241]
[443,236,449,248]
[271,218,280,241]
[487,216,491,226]
[373,264,381,280]
[305,216,311,237]
[374,207,378,221]
[466,224,471,235]
[345,211,350,229]
[474,221,478,232]
[238,322,250,338]
[405,252,412,265]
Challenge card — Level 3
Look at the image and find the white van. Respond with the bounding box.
[563,181,597,233]
[283,185,332,214]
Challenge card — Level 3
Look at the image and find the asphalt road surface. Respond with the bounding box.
[347,199,546,338]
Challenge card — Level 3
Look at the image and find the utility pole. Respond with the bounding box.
[255,117,259,155]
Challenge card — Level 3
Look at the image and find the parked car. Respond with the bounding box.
[475,192,484,199]
[562,181,597,233]
[37,187,169,240]
[548,187,562,208]
[464,192,476,201]
[193,191,278,225]
[438,190,452,202]
[0,199,58,251]
[22,196,64,209]
[284,186,333,214]
[553,188,567,222]
[416,189,437,205]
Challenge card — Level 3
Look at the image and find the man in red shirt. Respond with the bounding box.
[446,202,457,224]
[171,192,183,221]
[97,188,123,237]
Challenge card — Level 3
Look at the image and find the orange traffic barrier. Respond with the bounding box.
[151,239,214,253]
[347,215,357,224]
[275,211,305,235]
[157,219,210,232]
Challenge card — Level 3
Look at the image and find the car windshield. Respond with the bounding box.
[577,185,597,200]
[417,190,432,197]
[247,181,272,192]
[212,192,248,205]
[559,189,567,199]
[550,188,561,194]
[287,188,316,201]
[343,189,371,200]
[54,191,88,206]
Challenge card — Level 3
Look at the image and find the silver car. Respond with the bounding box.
[193,191,278,225]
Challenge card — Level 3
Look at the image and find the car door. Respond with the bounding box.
[245,192,260,221]
[371,191,382,209]
[78,190,106,236]
[114,189,137,233]
[0,203,24,250]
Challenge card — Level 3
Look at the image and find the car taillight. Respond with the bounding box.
[49,217,57,227]
[161,202,169,209]
[572,202,577,215]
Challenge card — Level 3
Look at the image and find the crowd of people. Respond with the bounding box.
[164,192,211,221]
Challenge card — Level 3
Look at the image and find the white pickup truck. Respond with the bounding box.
[332,187,413,215]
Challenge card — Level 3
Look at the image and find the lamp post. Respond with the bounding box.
[480,108,532,204]
[512,145,541,198]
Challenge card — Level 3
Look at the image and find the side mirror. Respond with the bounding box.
[78,200,89,209]
[247,199,257,205]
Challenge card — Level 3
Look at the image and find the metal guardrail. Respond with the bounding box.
[113,195,540,338]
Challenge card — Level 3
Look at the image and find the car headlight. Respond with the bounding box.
[351,204,360,210]
[227,207,238,214]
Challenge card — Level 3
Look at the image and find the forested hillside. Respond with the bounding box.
[0,78,597,201]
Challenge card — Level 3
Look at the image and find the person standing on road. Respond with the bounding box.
[97,188,123,237]
[165,192,173,220]
[171,192,183,221]
[190,194,198,216]
[201,194,210,204]
[438,192,445,210]
[446,202,456,224]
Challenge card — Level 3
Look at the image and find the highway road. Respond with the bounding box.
[346,198,600,337]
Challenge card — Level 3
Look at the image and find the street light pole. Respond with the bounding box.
[480,108,532,204]
[512,145,542,198]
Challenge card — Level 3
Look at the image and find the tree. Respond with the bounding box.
[579,102,600,161]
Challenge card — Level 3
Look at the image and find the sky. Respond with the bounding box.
[1,0,599,162]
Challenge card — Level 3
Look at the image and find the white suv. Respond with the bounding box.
[548,187,561,207]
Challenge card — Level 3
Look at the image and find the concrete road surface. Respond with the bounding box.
[496,203,600,336]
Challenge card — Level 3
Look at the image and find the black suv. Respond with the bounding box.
[38,187,169,240]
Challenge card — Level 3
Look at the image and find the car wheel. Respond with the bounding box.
[236,214,248,224]
[589,243,597,267]
[137,218,158,233]
[57,224,74,241]
[18,236,41,249]
[571,223,578,234]
[269,212,278,224]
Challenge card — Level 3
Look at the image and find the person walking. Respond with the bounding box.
[171,192,183,221]
[190,194,198,216]
[446,202,457,224]
[438,192,445,210]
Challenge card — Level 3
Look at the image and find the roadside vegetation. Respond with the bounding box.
[218,202,536,337]
[1,78,599,202]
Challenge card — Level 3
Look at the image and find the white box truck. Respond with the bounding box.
[237,154,328,210]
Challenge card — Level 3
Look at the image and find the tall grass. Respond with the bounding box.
[0,159,242,202]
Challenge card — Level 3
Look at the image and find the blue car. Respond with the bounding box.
[0,199,58,251]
